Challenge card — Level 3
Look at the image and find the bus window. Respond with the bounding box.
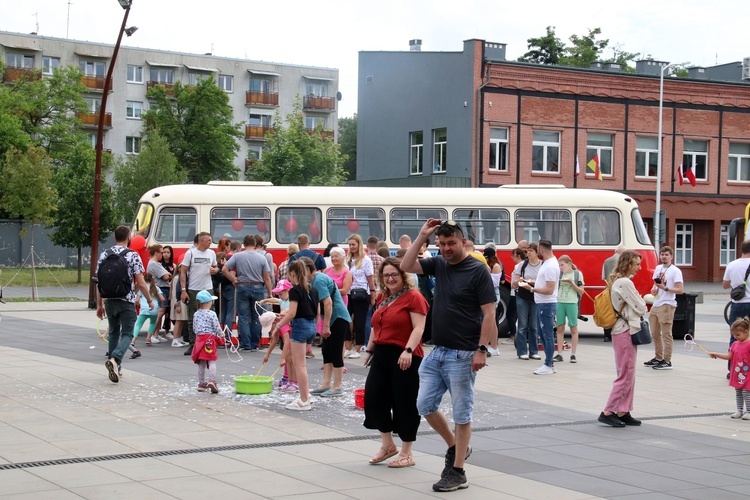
[210,207,271,242]
[631,208,651,246]
[453,209,510,245]
[515,209,572,245]
[327,207,385,244]
[390,208,448,244]
[154,207,197,243]
[576,210,620,245]
[133,203,154,238]
[277,207,322,244]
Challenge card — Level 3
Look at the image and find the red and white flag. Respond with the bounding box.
[677,163,697,187]
[587,155,602,180]
[575,157,580,177]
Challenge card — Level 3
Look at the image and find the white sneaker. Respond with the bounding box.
[166,333,174,340]
[171,339,185,347]
[157,335,169,342]
[149,337,161,344]
[519,354,530,360]
[534,365,555,375]
[530,354,541,360]
[501,338,515,345]
[347,352,361,359]
[286,398,312,411]
[343,350,352,358]
[743,413,750,420]
[487,346,500,357]
[731,411,743,419]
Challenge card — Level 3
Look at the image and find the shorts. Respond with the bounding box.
[556,302,579,327]
[290,318,317,344]
[158,286,170,309]
[416,346,476,424]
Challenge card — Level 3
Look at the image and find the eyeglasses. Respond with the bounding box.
[382,273,400,280]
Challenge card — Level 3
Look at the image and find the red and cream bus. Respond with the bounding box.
[133,182,658,314]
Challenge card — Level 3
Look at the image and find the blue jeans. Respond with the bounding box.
[728,302,750,353]
[236,284,266,349]
[537,302,558,367]
[515,297,538,356]
[220,284,235,328]
[417,346,476,424]
[104,299,137,364]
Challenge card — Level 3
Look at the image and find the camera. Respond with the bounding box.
[653,277,662,284]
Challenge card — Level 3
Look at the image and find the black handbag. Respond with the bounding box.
[349,288,369,301]
[730,264,750,301]
[631,318,652,345]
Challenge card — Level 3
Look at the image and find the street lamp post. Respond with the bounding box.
[87,0,136,309]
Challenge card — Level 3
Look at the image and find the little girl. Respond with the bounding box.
[134,273,164,352]
[261,279,297,392]
[190,290,225,394]
[555,255,585,363]
[710,317,750,419]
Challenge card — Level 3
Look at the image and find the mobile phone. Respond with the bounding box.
[653,277,662,284]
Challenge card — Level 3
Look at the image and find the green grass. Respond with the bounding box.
[0,268,89,288]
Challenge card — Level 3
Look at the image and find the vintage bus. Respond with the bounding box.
[132,182,658,315]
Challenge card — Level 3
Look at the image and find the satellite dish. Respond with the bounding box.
[336,91,342,101]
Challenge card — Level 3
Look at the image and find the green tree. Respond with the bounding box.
[602,44,641,72]
[560,28,609,68]
[112,132,187,222]
[50,140,120,282]
[0,145,57,236]
[517,26,566,65]
[338,114,357,181]
[249,97,347,186]
[143,76,242,183]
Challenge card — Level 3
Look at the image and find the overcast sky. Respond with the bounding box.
[3,0,747,117]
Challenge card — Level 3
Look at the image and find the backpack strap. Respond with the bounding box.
[520,259,529,278]
[744,263,750,282]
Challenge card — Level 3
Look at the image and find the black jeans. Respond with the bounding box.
[321,317,348,368]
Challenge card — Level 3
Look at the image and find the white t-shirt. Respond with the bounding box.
[183,247,217,291]
[534,256,559,304]
[652,264,683,307]
[723,257,750,303]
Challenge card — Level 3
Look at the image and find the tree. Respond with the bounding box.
[517,26,566,65]
[50,140,120,282]
[602,44,640,73]
[338,114,357,181]
[560,28,609,68]
[143,76,242,183]
[0,145,57,236]
[248,97,347,186]
[112,132,187,222]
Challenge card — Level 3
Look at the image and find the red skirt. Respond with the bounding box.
[192,334,220,363]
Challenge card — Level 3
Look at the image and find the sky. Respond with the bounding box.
[2,0,747,118]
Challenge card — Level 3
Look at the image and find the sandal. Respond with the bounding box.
[388,454,415,468]
[369,445,398,464]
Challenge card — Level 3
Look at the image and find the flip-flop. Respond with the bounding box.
[388,455,415,468]
[369,446,398,464]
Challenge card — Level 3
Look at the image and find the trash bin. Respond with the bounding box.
[672,292,698,339]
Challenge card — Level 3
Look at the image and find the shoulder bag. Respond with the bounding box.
[631,317,652,345]
[730,263,750,301]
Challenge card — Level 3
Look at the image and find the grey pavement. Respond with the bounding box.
[0,283,748,499]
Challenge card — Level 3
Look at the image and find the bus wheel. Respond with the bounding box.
[725,301,732,326]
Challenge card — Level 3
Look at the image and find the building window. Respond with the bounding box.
[84,97,101,113]
[250,78,272,93]
[80,60,105,77]
[218,74,233,92]
[433,128,447,173]
[150,68,174,84]
[86,134,97,148]
[720,224,737,266]
[682,139,708,181]
[249,114,273,127]
[728,143,750,182]
[6,53,34,68]
[305,116,327,129]
[306,82,328,97]
[532,130,560,173]
[126,101,143,119]
[586,133,613,177]
[125,136,141,155]
[635,136,658,178]
[188,72,210,86]
[675,223,693,266]
[42,56,60,75]
[127,64,143,83]
[410,131,423,175]
[489,128,508,172]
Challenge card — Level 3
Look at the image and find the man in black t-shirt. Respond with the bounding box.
[401,219,496,493]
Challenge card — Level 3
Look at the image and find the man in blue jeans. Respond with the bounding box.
[96,225,154,383]
[223,234,273,351]
[520,239,559,375]
[401,219,496,493]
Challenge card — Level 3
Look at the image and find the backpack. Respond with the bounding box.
[592,283,625,329]
[97,249,132,298]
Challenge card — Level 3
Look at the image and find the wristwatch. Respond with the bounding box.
[405,347,413,354]
[478,345,488,353]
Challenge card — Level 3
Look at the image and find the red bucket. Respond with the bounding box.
[353,388,365,409]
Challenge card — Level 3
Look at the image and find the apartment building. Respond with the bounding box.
[356,39,750,282]
[1,30,339,176]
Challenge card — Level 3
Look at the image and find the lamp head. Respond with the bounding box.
[124,26,138,37]
[117,0,132,9]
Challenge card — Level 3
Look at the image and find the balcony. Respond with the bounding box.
[244,157,259,171]
[306,128,334,140]
[245,125,275,140]
[146,81,176,97]
[246,91,279,107]
[303,95,336,111]
[2,67,40,82]
[81,75,113,92]
[77,112,112,128]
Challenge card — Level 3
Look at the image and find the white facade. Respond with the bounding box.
[0,31,340,179]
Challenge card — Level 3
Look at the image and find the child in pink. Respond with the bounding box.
[710,317,750,419]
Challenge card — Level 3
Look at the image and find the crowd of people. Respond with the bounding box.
[95,223,750,493]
